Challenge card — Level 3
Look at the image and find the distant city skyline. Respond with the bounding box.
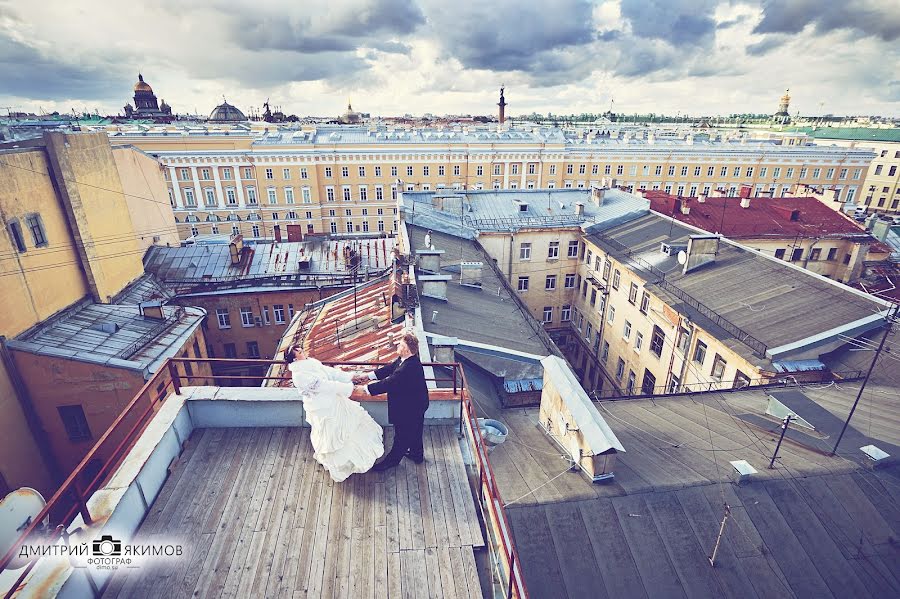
[1,0,898,118]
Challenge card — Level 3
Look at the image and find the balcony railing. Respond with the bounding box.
[1,357,528,599]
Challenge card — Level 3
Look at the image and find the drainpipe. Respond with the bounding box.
[0,336,64,486]
[508,234,514,281]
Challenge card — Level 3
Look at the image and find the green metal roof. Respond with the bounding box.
[789,127,900,143]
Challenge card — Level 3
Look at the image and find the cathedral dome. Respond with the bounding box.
[134,74,152,93]
[208,100,246,122]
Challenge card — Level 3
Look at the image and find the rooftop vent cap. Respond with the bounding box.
[90,321,120,334]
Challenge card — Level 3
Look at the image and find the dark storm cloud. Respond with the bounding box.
[753,0,900,41]
[0,32,126,100]
[619,0,719,47]
[422,0,596,82]
[234,0,424,53]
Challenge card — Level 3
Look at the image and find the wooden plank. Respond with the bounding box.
[458,549,483,599]
[447,548,470,599]
[349,522,375,599]
[429,427,461,548]
[643,492,726,599]
[192,428,275,598]
[251,428,305,598]
[235,529,269,598]
[423,428,449,550]
[374,524,388,599]
[401,549,428,599]
[220,428,287,598]
[424,547,443,599]
[385,462,401,553]
[439,427,475,547]
[307,476,340,598]
[610,494,687,599]
[396,458,412,550]
[436,547,460,599]
[504,506,568,599]
[137,429,207,532]
[387,551,402,599]
[765,479,870,599]
[734,483,835,599]
[416,461,436,550]
[406,452,427,550]
[323,471,356,599]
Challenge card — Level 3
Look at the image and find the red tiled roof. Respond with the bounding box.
[644,190,872,239]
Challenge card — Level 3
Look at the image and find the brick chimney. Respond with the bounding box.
[740,197,751,209]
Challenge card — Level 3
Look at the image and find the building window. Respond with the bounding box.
[607,305,616,324]
[639,291,650,314]
[628,282,638,305]
[342,166,350,178]
[734,370,751,389]
[267,189,277,204]
[548,241,560,259]
[635,332,644,353]
[693,340,707,364]
[545,275,557,290]
[517,276,529,291]
[623,320,632,340]
[611,270,620,290]
[711,354,727,380]
[216,308,231,329]
[25,214,48,247]
[265,168,273,180]
[826,247,837,261]
[809,248,821,261]
[282,168,290,180]
[564,273,576,288]
[284,187,294,204]
[58,405,92,441]
[650,326,665,357]
[641,370,657,395]
[343,186,352,201]
[247,341,260,358]
[325,167,333,178]
[774,248,786,260]
[542,306,553,323]
[561,305,571,321]
[601,342,610,364]
[790,248,803,261]
[8,220,27,252]
[615,358,625,381]
[224,343,237,358]
[519,242,531,260]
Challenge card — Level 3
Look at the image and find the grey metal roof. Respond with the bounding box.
[587,213,890,359]
[144,238,395,282]
[408,224,553,356]
[9,301,204,372]
[402,188,649,236]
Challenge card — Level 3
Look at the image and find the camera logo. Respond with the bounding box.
[93,535,122,557]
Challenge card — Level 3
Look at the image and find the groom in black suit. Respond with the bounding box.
[355,332,429,471]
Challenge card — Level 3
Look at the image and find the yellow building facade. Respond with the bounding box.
[106,125,875,241]
[0,132,187,496]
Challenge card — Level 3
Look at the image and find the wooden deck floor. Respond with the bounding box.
[102,426,485,599]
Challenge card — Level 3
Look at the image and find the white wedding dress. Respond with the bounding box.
[290,358,384,482]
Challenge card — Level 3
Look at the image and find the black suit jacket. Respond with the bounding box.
[367,355,429,425]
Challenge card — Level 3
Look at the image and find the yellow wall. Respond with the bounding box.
[44,132,145,302]
[112,146,180,250]
[0,147,90,336]
[0,359,55,496]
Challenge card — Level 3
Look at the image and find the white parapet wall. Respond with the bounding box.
[538,356,625,482]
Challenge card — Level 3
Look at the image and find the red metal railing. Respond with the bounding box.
[2,357,527,599]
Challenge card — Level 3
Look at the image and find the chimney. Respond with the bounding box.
[460,262,483,287]
[713,188,726,198]
[416,248,444,274]
[739,185,752,199]
[697,193,707,204]
[575,202,585,216]
[682,235,720,274]
[419,274,451,301]
[591,186,605,206]
[680,200,691,216]
[431,336,458,364]
[229,233,244,265]
[740,197,751,209]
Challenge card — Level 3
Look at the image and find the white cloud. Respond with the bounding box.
[0,0,896,118]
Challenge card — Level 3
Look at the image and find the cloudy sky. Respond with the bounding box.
[2,0,898,118]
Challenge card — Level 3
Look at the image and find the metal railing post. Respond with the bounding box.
[507,550,516,599]
[167,360,181,395]
[72,480,92,525]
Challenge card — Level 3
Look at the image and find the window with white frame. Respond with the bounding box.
[216,308,231,329]
[545,275,557,290]
[240,307,254,327]
[542,306,553,323]
[561,305,571,321]
[564,273,576,288]
[517,276,529,291]
[285,187,294,204]
[519,242,531,260]
[267,188,277,204]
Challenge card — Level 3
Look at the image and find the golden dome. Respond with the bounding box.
[134,74,153,93]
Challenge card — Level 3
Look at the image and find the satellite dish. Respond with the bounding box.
[677,250,687,265]
[0,488,49,569]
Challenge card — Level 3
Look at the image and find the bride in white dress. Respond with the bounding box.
[286,345,384,482]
